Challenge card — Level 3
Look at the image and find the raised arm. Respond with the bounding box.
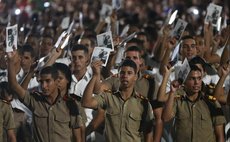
[7,51,26,99]
[81,60,102,109]
[157,65,172,102]
[162,81,180,122]
[213,64,230,104]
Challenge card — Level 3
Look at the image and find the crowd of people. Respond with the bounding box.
[0,0,230,142]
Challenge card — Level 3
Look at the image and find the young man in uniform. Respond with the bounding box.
[7,51,82,142]
[162,65,226,142]
[82,59,154,142]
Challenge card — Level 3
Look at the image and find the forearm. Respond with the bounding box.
[159,48,171,75]
[21,71,34,90]
[82,75,98,109]
[7,129,16,142]
[162,92,175,122]
[157,73,170,102]
[213,75,228,104]
[215,124,225,142]
[153,107,163,142]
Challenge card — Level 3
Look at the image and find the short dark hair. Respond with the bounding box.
[40,66,58,80]
[0,82,12,99]
[19,44,35,58]
[181,35,195,42]
[53,63,72,89]
[71,44,89,54]
[125,46,142,54]
[189,64,202,73]
[119,59,137,73]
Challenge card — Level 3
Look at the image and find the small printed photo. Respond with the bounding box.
[171,19,187,40]
[176,58,191,83]
[91,47,111,67]
[205,3,222,26]
[100,4,113,19]
[97,31,114,51]
[6,24,18,52]
[112,0,122,10]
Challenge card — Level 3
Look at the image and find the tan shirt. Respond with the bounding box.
[95,90,154,142]
[0,101,15,142]
[173,91,226,142]
[21,91,82,142]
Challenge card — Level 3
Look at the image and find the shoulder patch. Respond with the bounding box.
[0,99,11,104]
[142,74,154,79]
[135,93,149,101]
[104,89,112,93]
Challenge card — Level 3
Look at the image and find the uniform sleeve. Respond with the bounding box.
[20,91,37,111]
[3,104,15,130]
[145,102,154,121]
[94,92,107,109]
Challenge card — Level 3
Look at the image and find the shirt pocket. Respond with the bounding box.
[201,113,212,129]
[128,113,142,131]
[106,110,120,127]
[33,109,48,129]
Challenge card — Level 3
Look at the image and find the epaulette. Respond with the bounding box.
[103,89,112,93]
[135,93,149,101]
[1,99,10,105]
[142,74,154,79]
[207,95,217,101]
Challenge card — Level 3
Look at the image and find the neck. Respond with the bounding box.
[60,88,67,97]
[120,86,134,101]
[186,92,199,102]
[46,89,59,104]
[74,68,87,80]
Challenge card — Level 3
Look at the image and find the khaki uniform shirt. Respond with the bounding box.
[95,90,154,142]
[173,90,226,142]
[21,91,82,142]
[0,101,15,142]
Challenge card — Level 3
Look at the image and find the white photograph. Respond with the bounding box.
[6,24,18,52]
[205,3,222,26]
[91,47,111,66]
[97,31,114,51]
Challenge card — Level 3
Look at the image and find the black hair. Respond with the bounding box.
[189,56,206,71]
[125,46,142,54]
[189,64,202,73]
[181,35,195,42]
[119,59,137,74]
[40,66,58,80]
[53,63,72,89]
[71,44,89,54]
[0,82,13,101]
[18,44,35,58]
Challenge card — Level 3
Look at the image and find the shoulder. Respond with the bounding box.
[135,92,149,102]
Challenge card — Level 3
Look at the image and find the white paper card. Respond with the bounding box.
[171,19,187,40]
[91,47,111,67]
[6,24,18,52]
[205,3,222,27]
[97,31,114,51]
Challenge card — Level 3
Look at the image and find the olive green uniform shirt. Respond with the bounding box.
[21,91,82,142]
[95,90,154,142]
[0,101,15,142]
[173,90,226,142]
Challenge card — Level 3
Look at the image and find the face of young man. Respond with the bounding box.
[71,50,88,73]
[40,37,53,57]
[21,52,34,73]
[181,38,197,60]
[184,70,202,95]
[119,66,137,88]
[39,74,58,97]
[124,51,142,72]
